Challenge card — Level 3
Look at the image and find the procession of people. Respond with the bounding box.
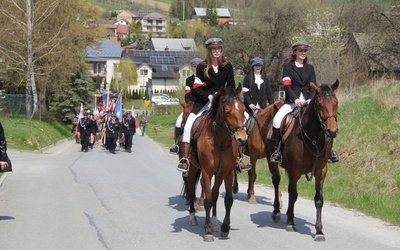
[74,106,139,154]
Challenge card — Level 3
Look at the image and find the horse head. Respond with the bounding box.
[310,79,339,138]
[213,83,248,146]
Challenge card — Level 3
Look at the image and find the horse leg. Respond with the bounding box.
[269,163,282,223]
[314,167,327,242]
[247,155,257,204]
[220,172,234,238]
[187,167,198,226]
[201,173,214,242]
[286,175,300,232]
[211,177,223,233]
[233,172,238,194]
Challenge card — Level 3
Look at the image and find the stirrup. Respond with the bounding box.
[169,144,179,155]
[237,157,251,172]
[270,151,282,164]
[177,157,190,173]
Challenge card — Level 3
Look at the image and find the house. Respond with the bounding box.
[345,33,400,84]
[100,24,129,39]
[86,39,123,88]
[141,12,167,35]
[151,38,197,51]
[123,49,201,93]
[191,8,231,21]
[116,10,167,35]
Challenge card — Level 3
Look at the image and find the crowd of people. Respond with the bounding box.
[73,110,141,154]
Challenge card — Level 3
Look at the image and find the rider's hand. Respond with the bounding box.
[208,94,213,104]
[249,104,257,110]
[294,99,304,107]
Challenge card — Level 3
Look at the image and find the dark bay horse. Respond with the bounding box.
[266,80,339,241]
[184,84,247,242]
[235,102,283,204]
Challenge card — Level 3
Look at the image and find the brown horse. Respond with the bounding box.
[234,102,283,204]
[266,80,339,241]
[184,84,247,242]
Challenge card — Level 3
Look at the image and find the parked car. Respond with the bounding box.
[157,98,180,106]
[151,93,172,105]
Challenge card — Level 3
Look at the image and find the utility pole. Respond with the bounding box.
[182,0,185,21]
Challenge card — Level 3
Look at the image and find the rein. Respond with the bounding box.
[299,95,336,181]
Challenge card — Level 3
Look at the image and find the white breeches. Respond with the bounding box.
[273,93,306,129]
[182,103,210,143]
[175,112,183,128]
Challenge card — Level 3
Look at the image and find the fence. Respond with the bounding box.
[0,93,32,116]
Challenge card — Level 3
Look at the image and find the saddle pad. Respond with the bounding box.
[191,111,210,142]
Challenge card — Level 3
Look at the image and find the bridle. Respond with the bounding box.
[299,93,338,181]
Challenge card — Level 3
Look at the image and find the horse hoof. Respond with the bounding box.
[196,205,205,212]
[211,225,220,232]
[272,212,281,223]
[189,214,198,226]
[314,234,326,242]
[220,230,229,238]
[286,225,296,232]
[203,234,214,242]
[248,195,257,204]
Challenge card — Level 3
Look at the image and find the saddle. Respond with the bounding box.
[188,111,211,169]
[266,107,302,142]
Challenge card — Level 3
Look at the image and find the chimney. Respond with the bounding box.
[165,46,169,51]
[125,47,129,54]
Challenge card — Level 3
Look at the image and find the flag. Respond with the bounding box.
[78,103,84,119]
[75,103,84,135]
[131,106,139,128]
[105,89,110,111]
[113,93,123,121]
[131,106,136,118]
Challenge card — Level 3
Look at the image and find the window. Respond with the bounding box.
[182,69,191,77]
[93,63,103,74]
[141,69,148,76]
[161,65,168,71]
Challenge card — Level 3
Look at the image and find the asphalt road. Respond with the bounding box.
[0,131,399,250]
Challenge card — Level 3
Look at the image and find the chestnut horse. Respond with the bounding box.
[183,84,247,242]
[234,102,283,204]
[266,80,339,241]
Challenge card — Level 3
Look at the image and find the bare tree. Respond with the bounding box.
[0,0,64,118]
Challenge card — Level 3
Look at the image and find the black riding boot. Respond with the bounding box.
[169,127,180,154]
[177,142,190,173]
[270,128,282,164]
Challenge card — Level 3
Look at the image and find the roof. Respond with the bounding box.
[151,38,197,51]
[124,50,201,79]
[86,39,123,59]
[143,12,167,20]
[116,25,129,35]
[192,8,231,18]
[352,33,400,71]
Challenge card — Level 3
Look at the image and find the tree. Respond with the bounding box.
[0,0,105,118]
[114,57,138,97]
[49,71,96,122]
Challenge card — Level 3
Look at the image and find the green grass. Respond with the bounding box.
[2,117,71,151]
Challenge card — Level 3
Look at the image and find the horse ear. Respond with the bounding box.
[310,82,320,93]
[331,79,339,91]
[236,82,242,94]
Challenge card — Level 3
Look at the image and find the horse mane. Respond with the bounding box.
[210,87,237,118]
